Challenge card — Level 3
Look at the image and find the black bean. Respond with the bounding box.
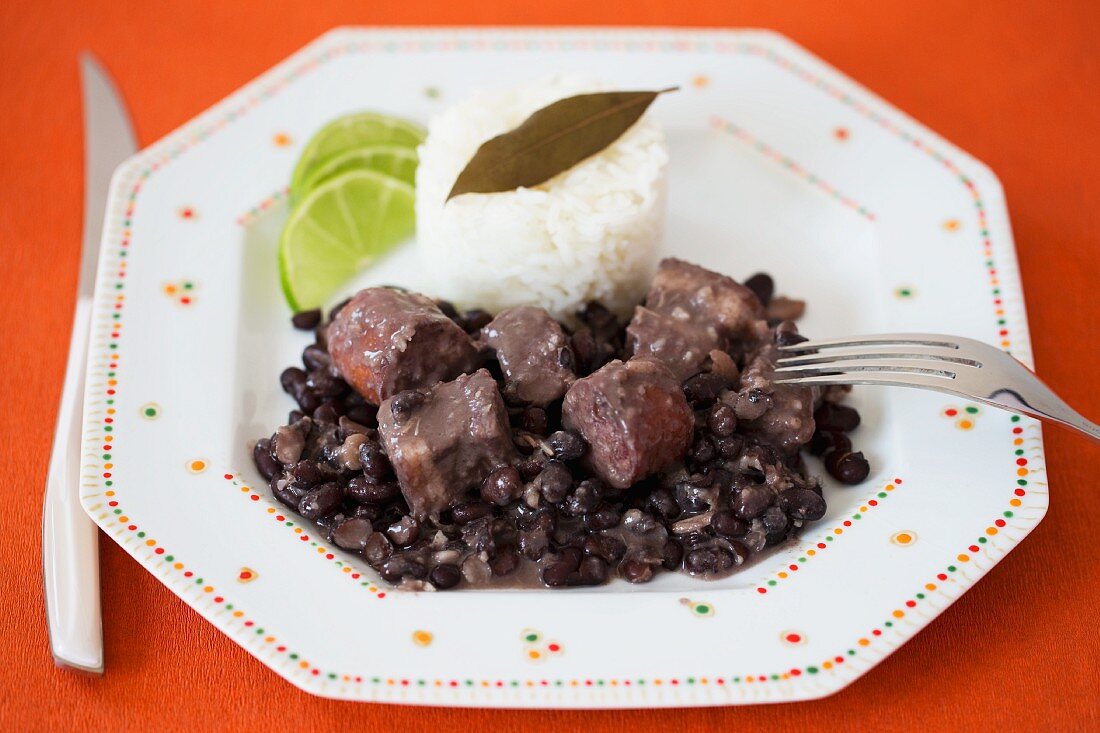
[517,456,546,481]
[620,558,656,584]
[815,403,861,433]
[287,409,305,424]
[732,485,772,520]
[515,504,556,533]
[388,390,425,423]
[541,547,582,587]
[743,272,774,305]
[824,450,870,485]
[562,479,602,516]
[345,402,378,427]
[271,477,304,509]
[302,345,332,372]
[683,546,736,577]
[352,503,382,521]
[364,532,393,566]
[579,301,618,337]
[776,330,808,347]
[710,510,748,538]
[289,461,325,490]
[557,346,576,372]
[332,517,372,551]
[674,482,712,514]
[777,487,828,521]
[463,309,493,332]
[435,299,460,320]
[252,439,280,481]
[765,506,792,534]
[688,437,716,464]
[683,373,728,405]
[520,407,548,435]
[582,534,627,562]
[490,546,520,577]
[428,563,462,589]
[714,434,745,460]
[707,404,737,437]
[298,482,342,519]
[380,556,427,583]
[481,466,522,506]
[519,529,551,560]
[386,515,420,547]
[576,556,608,585]
[733,388,771,420]
[570,328,597,374]
[357,441,391,480]
[280,367,308,396]
[312,401,340,424]
[547,430,586,461]
[535,461,573,503]
[647,488,680,520]
[297,389,322,414]
[291,309,322,330]
[661,539,684,570]
[452,501,494,525]
[584,504,621,531]
[622,509,658,535]
[460,516,495,554]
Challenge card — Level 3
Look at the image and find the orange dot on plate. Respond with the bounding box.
[273,132,293,147]
[834,127,850,141]
[891,531,915,546]
[412,630,433,647]
[943,219,961,231]
[691,74,710,88]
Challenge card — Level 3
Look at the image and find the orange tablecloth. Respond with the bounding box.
[2,1,1097,729]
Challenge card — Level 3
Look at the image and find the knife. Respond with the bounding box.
[42,53,137,674]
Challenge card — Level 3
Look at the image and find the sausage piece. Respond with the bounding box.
[328,287,479,405]
[562,358,693,489]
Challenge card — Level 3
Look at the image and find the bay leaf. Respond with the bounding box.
[446,87,677,201]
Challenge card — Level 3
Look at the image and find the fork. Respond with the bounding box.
[772,333,1100,442]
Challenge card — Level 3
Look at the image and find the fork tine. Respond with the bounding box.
[772,359,962,379]
[777,348,982,368]
[778,333,961,352]
[772,371,966,392]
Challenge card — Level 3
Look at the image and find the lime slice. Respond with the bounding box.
[279,169,416,311]
[290,112,425,200]
[298,144,419,198]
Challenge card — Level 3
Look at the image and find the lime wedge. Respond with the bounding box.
[298,144,419,198]
[290,112,425,200]
[279,169,416,311]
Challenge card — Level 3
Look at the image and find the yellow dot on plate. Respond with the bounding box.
[891,531,916,546]
[187,459,207,474]
[943,219,961,231]
[412,630,433,647]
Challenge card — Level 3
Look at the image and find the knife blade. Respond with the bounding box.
[42,52,137,674]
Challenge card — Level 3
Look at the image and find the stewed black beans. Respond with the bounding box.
[253,260,871,590]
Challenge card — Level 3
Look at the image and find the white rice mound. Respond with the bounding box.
[415,77,668,321]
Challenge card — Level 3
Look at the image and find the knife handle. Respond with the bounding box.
[42,297,104,674]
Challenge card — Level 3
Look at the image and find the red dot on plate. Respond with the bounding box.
[789,564,798,571]
[184,571,193,578]
[548,643,560,652]
[224,474,234,480]
[786,633,801,643]
[757,587,767,594]
[249,494,259,501]
[868,500,878,506]
[905,600,916,608]
[969,545,980,552]
[1014,489,1025,497]
[1016,458,1028,466]
[937,573,948,581]
[276,646,286,652]
[154,548,164,555]
[817,542,826,549]
[325,554,334,560]
[872,629,882,636]
[1012,427,1023,434]
[945,408,958,417]
[843,520,852,527]
[790,668,801,676]
[995,519,1006,527]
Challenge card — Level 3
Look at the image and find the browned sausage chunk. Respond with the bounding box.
[377,369,518,518]
[480,306,575,406]
[626,258,764,380]
[562,358,693,489]
[736,342,816,451]
[328,288,479,405]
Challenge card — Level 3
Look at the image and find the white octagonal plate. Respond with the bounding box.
[81,27,1047,707]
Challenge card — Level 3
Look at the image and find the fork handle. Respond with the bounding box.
[42,297,104,674]
[982,383,1100,443]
